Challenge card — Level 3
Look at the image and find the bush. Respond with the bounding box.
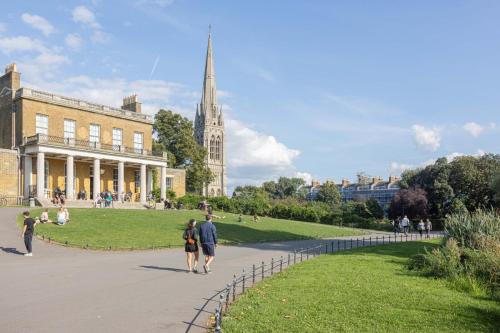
[178,194,204,210]
[445,209,500,249]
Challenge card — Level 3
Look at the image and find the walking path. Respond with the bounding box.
[0,208,435,333]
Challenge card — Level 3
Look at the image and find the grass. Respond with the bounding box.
[223,241,500,333]
[17,208,365,249]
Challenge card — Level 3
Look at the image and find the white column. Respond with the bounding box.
[160,166,167,200]
[118,161,124,198]
[24,155,32,198]
[93,158,101,199]
[66,155,74,200]
[146,167,153,194]
[140,164,147,203]
[36,152,45,199]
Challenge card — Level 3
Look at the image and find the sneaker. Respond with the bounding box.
[203,264,208,273]
[193,268,198,274]
[24,253,32,257]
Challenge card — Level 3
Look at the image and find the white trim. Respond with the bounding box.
[24,145,167,167]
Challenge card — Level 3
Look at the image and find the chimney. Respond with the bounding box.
[1,62,21,92]
[122,94,142,113]
[311,180,320,188]
[389,176,400,183]
[371,176,383,184]
[341,179,350,187]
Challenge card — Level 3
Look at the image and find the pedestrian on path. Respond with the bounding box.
[183,219,199,273]
[392,218,400,235]
[401,215,410,235]
[425,219,432,238]
[20,211,37,256]
[199,214,217,274]
[417,219,425,237]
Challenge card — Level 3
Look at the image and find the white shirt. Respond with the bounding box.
[401,217,409,226]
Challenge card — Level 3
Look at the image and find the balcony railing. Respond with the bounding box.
[24,134,165,158]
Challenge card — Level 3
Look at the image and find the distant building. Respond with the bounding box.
[304,175,401,208]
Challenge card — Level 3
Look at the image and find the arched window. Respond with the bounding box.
[215,136,221,160]
[212,105,217,119]
[210,188,215,197]
[209,135,215,160]
[217,189,221,196]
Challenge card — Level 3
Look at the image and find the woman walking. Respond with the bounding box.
[425,219,432,238]
[183,219,199,273]
[417,219,425,237]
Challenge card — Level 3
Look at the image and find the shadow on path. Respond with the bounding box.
[139,265,189,273]
[0,246,24,255]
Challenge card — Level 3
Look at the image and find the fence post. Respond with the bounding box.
[232,275,236,302]
[294,251,297,264]
[262,261,265,280]
[410,233,413,240]
[214,294,222,333]
[288,253,291,266]
[337,240,340,251]
[344,239,347,250]
[225,284,230,312]
[382,236,384,245]
[252,264,256,284]
[350,238,353,248]
[242,270,246,293]
[301,251,303,262]
[357,238,359,247]
[370,237,372,246]
[363,237,365,246]
[306,248,309,260]
[325,243,328,254]
[280,256,283,272]
[271,258,274,275]
[376,236,378,244]
[406,234,409,242]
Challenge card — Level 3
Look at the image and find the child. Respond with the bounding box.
[21,211,37,256]
[40,208,52,223]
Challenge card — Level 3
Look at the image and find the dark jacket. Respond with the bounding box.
[199,221,217,245]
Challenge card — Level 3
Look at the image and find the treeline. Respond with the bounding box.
[177,177,387,229]
[390,154,500,220]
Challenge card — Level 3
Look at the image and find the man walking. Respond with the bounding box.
[199,214,217,273]
[21,211,37,256]
[401,215,410,235]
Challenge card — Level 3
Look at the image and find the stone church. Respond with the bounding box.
[195,31,227,197]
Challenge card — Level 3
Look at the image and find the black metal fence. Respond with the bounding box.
[210,232,443,332]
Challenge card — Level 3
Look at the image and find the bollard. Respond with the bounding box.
[280,256,283,272]
[252,264,256,284]
[261,261,265,280]
[271,258,274,275]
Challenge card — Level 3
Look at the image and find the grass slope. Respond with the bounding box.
[223,241,500,333]
[18,208,365,249]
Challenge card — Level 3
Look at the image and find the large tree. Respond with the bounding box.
[316,182,341,206]
[153,109,212,194]
[262,177,306,199]
[389,188,429,219]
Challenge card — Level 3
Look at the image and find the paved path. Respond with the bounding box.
[0,208,429,333]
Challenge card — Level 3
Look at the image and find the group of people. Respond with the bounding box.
[38,207,70,225]
[52,187,66,205]
[182,214,218,273]
[392,215,432,237]
[94,190,115,208]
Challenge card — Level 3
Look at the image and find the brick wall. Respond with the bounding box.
[0,148,19,196]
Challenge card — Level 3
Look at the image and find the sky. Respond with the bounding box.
[1,0,499,193]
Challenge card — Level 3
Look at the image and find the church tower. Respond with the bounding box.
[194,29,227,197]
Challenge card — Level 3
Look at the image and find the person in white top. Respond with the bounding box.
[56,207,67,225]
[417,219,425,237]
[39,208,52,223]
[401,215,410,235]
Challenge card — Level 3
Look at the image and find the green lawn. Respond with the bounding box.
[223,241,500,333]
[18,208,365,249]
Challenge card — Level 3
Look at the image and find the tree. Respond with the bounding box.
[316,182,341,206]
[366,198,384,219]
[389,188,429,220]
[262,177,305,199]
[490,172,500,208]
[153,109,212,194]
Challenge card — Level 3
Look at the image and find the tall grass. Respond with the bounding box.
[444,209,500,249]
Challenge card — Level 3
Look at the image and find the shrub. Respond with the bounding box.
[444,209,500,249]
[178,194,204,210]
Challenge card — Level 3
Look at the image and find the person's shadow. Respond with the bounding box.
[139,265,190,273]
[0,247,24,255]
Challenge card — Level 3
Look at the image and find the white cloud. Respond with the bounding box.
[0,36,47,54]
[295,171,313,184]
[72,6,100,29]
[91,30,111,44]
[389,162,414,175]
[21,13,55,36]
[463,122,483,137]
[412,124,441,151]
[65,33,82,50]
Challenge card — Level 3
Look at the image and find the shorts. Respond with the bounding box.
[185,243,198,253]
[201,243,215,256]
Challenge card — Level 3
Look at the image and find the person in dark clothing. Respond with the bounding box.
[199,215,217,273]
[21,211,37,256]
[183,219,199,273]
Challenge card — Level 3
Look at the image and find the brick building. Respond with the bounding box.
[0,63,185,204]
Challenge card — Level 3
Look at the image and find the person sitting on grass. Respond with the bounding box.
[183,219,199,273]
[56,207,67,225]
[253,214,260,223]
[206,207,225,220]
[238,214,243,223]
[39,208,52,223]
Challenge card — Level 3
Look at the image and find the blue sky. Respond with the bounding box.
[1,0,499,191]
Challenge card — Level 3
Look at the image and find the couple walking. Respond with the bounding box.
[182,214,217,274]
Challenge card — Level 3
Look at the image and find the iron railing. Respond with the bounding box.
[209,232,444,332]
[24,133,164,158]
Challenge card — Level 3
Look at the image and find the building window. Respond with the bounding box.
[64,119,76,143]
[36,114,48,135]
[112,128,122,148]
[166,177,173,189]
[113,168,118,192]
[89,124,100,143]
[209,135,215,159]
[134,170,140,192]
[215,136,221,160]
[134,132,143,153]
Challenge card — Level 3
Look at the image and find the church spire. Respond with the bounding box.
[201,26,217,116]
